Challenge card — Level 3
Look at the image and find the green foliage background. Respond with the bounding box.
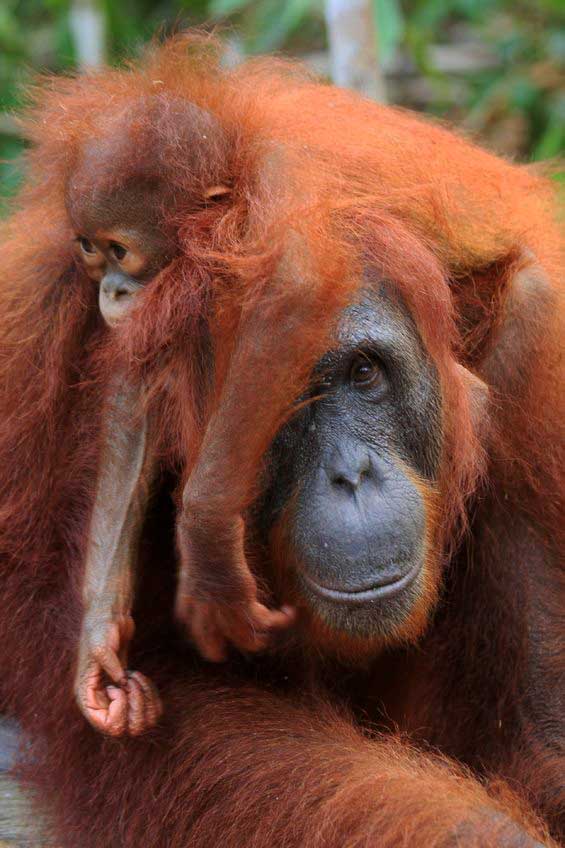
[0,0,563,205]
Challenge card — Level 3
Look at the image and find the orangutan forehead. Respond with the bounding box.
[66,173,168,235]
[72,97,229,188]
[66,96,234,234]
[337,283,423,354]
[316,283,434,390]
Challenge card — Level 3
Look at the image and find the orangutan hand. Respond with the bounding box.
[175,587,296,663]
[75,611,162,737]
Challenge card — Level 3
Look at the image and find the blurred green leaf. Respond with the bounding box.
[209,0,251,16]
[251,0,313,52]
[43,0,70,11]
[453,0,497,22]
[509,77,538,111]
[533,116,565,160]
[373,0,404,63]
[546,29,565,62]
[408,0,450,33]
[0,134,24,212]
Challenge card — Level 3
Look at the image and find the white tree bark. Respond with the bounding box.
[324,0,386,102]
[69,0,106,69]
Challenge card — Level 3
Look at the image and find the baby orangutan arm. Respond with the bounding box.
[175,234,351,661]
[176,510,295,662]
[174,272,329,661]
[175,352,297,664]
[74,374,162,737]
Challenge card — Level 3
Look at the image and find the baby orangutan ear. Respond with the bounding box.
[204,184,232,200]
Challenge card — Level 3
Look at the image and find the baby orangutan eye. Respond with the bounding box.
[109,242,127,261]
[79,237,97,256]
[349,353,383,389]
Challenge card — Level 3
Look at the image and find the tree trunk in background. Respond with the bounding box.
[324,0,386,102]
[69,0,106,69]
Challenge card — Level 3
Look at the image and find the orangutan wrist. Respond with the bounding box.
[83,599,132,629]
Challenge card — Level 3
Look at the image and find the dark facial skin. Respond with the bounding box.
[261,284,443,644]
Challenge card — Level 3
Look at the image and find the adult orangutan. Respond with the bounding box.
[0,33,562,848]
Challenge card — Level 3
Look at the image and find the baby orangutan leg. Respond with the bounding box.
[74,375,162,736]
[176,511,294,662]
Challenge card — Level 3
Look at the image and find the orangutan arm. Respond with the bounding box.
[74,374,162,736]
[174,273,324,662]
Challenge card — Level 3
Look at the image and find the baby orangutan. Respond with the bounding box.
[70,102,294,736]
[72,219,164,736]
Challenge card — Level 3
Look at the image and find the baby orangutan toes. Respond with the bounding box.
[75,613,162,736]
[176,596,296,663]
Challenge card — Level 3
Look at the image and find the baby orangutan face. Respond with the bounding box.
[68,99,233,328]
[72,185,175,327]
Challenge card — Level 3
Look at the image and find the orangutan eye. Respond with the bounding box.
[109,242,127,261]
[349,354,382,388]
[79,237,96,256]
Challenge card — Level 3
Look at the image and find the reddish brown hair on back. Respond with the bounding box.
[0,32,562,848]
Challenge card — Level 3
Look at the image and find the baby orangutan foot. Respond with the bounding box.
[75,613,162,736]
[175,594,296,663]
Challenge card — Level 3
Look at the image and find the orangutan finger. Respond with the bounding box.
[103,686,128,737]
[220,602,295,653]
[116,618,134,669]
[124,674,146,736]
[84,665,110,711]
[252,602,297,632]
[174,589,192,625]
[92,645,126,685]
[120,614,135,643]
[130,671,163,727]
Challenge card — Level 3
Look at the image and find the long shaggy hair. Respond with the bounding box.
[0,32,562,848]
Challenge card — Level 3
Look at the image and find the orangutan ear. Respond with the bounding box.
[204,184,232,200]
[454,251,555,389]
[454,363,489,441]
[478,253,555,394]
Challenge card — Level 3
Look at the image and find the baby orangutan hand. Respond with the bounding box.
[175,582,295,663]
[175,506,296,662]
[75,610,162,737]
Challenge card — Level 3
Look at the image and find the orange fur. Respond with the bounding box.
[0,32,562,847]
